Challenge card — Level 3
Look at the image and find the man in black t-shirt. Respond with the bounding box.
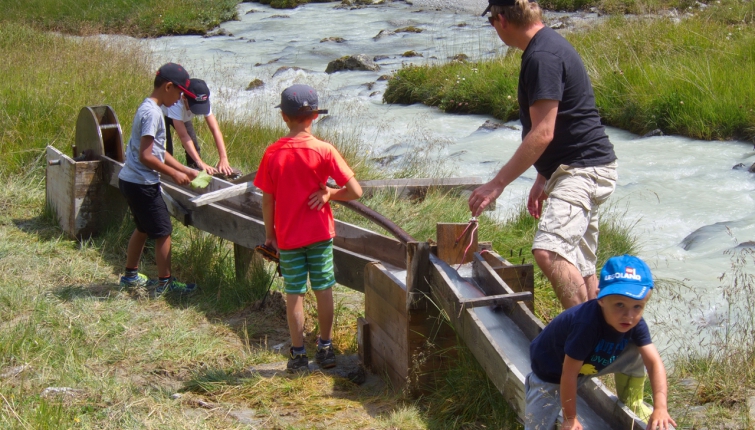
[470,0,617,310]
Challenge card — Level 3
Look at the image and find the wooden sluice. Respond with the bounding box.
[44,106,648,429]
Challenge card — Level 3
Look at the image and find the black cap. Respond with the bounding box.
[156,63,195,98]
[186,79,211,116]
[481,0,533,16]
[275,84,328,116]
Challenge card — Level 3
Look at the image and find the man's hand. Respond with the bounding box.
[308,183,331,210]
[468,180,504,217]
[527,181,547,219]
[216,159,234,177]
[563,417,583,430]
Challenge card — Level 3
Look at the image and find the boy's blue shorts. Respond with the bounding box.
[279,239,336,295]
[119,179,172,239]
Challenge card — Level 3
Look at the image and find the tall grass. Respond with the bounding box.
[384,0,755,141]
[0,0,239,37]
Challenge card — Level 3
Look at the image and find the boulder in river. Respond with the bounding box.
[325,54,380,73]
[246,79,264,91]
[373,30,396,40]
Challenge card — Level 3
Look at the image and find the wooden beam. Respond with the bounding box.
[360,177,482,199]
[98,156,377,292]
[460,292,533,309]
[480,251,535,312]
[188,182,256,208]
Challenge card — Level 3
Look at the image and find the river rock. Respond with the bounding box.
[402,50,422,57]
[320,36,346,43]
[373,55,390,61]
[448,53,468,62]
[246,79,264,91]
[476,120,518,132]
[272,66,312,77]
[377,74,391,81]
[641,128,664,138]
[325,54,380,73]
[732,163,746,170]
[373,29,396,40]
[748,162,755,173]
[396,26,423,33]
[203,28,233,38]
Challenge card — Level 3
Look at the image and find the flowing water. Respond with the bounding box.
[128,0,755,354]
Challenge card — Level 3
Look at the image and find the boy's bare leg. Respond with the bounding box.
[286,293,306,348]
[126,230,148,268]
[154,235,172,278]
[314,288,334,341]
[533,249,588,309]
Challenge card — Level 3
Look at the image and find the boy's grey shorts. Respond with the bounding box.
[532,162,617,277]
[524,342,644,430]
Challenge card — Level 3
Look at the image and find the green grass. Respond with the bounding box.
[384,0,755,141]
[0,0,239,37]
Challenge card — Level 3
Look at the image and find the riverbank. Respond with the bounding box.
[385,0,755,141]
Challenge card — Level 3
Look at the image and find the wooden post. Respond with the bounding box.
[357,317,370,367]
[436,222,478,265]
[233,243,264,283]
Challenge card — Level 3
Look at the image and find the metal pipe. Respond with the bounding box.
[336,200,416,244]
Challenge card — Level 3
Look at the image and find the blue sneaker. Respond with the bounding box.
[119,273,149,289]
[154,278,197,296]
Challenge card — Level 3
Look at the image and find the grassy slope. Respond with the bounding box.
[384,0,755,141]
[0,0,238,36]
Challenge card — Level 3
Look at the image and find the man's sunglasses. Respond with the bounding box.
[488,15,499,26]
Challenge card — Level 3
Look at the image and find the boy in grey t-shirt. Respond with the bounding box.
[117,63,199,295]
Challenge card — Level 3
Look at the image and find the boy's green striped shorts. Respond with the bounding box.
[278,239,336,295]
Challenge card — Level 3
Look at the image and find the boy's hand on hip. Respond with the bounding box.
[308,183,331,210]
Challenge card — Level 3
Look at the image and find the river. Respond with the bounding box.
[134,0,755,355]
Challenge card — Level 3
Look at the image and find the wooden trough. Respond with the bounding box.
[44,105,649,429]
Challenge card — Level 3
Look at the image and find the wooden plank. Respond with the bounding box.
[46,146,75,238]
[472,253,544,341]
[364,262,408,391]
[332,246,373,293]
[460,292,533,309]
[188,182,256,208]
[481,251,535,311]
[436,222,477,265]
[427,253,528,415]
[357,317,370,367]
[360,177,483,200]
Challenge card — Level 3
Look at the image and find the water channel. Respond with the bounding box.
[124,0,755,354]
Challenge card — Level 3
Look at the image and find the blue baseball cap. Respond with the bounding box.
[275,84,328,116]
[597,255,654,300]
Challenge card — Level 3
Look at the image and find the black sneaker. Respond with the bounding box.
[287,348,309,373]
[315,344,336,369]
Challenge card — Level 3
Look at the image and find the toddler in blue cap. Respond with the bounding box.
[525,255,676,430]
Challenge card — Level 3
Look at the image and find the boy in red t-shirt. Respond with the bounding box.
[254,84,362,373]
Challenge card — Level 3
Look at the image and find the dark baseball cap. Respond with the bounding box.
[481,0,534,16]
[275,84,328,116]
[156,63,196,99]
[186,79,211,116]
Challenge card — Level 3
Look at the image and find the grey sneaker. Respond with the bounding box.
[119,273,149,289]
[287,348,309,373]
[315,344,336,369]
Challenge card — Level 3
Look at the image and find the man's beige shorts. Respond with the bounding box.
[532,162,617,277]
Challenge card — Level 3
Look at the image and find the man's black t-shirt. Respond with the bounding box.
[518,26,616,180]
